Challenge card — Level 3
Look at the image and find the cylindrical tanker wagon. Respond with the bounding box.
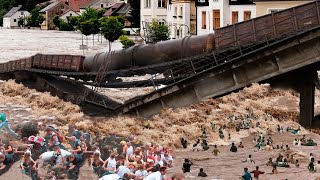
[82,33,215,72]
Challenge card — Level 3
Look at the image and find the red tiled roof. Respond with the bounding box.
[103,2,125,16]
[61,0,93,11]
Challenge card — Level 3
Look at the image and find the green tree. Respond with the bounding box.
[37,14,44,24]
[97,8,106,18]
[146,19,170,43]
[27,7,44,27]
[52,15,61,28]
[100,16,125,52]
[77,8,104,46]
[59,20,73,31]
[79,19,94,36]
[0,0,15,26]
[0,0,16,12]
[119,35,135,48]
[0,9,7,26]
[18,17,25,27]
[69,16,79,29]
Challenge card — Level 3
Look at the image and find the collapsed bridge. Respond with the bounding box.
[1,1,320,127]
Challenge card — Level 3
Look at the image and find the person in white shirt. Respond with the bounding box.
[293,139,297,146]
[242,154,255,164]
[145,166,167,180]
[117,162,136,178]
[126,142,134,159]
[161,152,173,168]
[135,164,148,179]
[155,155,164,167]
[99,173,120,180]
[102,154,117,176]
[117,164,130,178]
[315,161,320,172]
[309,153,314,162]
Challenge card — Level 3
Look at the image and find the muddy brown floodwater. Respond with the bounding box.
[1,30,320,179]
[2,79,320,179]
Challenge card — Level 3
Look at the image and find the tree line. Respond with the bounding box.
[52,8,135,51]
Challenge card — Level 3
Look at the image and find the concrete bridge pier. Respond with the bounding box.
[299,70,316,128]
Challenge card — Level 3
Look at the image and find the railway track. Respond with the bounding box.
[1,1,319,116]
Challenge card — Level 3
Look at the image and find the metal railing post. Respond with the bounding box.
[170,69,176,83]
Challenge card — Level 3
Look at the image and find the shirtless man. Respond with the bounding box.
[212,145,220,156]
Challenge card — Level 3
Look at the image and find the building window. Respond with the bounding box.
[244,11,251,21]
[232,11,238,24]
[202,11,206,29]
[61,5,64,10]
[65,2,69,5]
[20,12,24,15]
[158,0,166,8]
[173,6,177,17]
[14,19,16,22]
[268,9,283,14]
[213,10,220,29]
[145,0,151,8]
[70,13,72,16]
[101,4,104,8]
[179,6,183,17]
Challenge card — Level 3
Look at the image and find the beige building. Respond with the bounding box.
[40,1,71,30]
[253,0,312,17]
[167,0,196,39]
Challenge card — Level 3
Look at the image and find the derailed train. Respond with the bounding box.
[0,1,319,74]
[0,34,215,73]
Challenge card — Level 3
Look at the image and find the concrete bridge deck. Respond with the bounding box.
[122,26,320,128]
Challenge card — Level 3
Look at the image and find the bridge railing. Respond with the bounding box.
[135,0,320,91]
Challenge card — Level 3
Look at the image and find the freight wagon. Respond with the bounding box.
[0,54,85,73]
[0,0,319,74]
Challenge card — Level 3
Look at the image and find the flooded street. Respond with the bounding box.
[0,29,122,62]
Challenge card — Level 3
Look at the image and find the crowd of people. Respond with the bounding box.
[0,113,185,180]
[0,108,320,180]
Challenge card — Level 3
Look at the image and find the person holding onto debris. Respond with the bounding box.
[0,113,19,139]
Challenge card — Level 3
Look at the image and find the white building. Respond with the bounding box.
[167,0,196,39]
[196,0,256,35]
[140,0,168,35]
[79,0,127,14]
[3,5,30,28]
[60,9,79,22]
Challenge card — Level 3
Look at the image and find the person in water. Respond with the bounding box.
[198,168,208,177]
[212,145,220,156]
[0,113,19,139]
[230,143,238,152]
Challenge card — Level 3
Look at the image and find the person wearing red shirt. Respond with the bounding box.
[250,166,264,179]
